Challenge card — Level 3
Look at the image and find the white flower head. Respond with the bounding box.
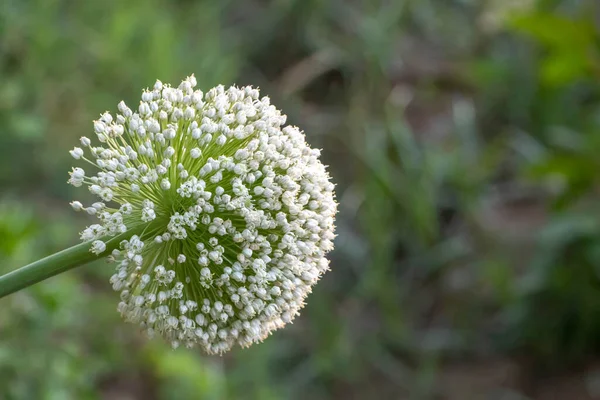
[69,76,337,354]
[70,147,84,160]
[91,240,107,254]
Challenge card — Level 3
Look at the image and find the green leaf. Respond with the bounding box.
[541,51,590,86]
[509,12,595,51]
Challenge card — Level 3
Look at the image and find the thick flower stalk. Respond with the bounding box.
[65,76,336,354]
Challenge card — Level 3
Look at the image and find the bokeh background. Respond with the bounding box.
[2,0,600,399]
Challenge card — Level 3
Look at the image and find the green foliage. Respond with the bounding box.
[510,11,599,86]
[504,215,600,367]
[2,0,600,398]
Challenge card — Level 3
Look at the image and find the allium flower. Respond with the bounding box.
[68,76,337,354]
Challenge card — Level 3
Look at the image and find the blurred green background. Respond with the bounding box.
[2,0,600,399]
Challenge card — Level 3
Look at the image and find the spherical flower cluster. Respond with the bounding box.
[68,75,337,354]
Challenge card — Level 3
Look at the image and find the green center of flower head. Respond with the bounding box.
[68,76,337,354]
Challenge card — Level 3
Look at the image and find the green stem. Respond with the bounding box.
[0,227,145,299]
